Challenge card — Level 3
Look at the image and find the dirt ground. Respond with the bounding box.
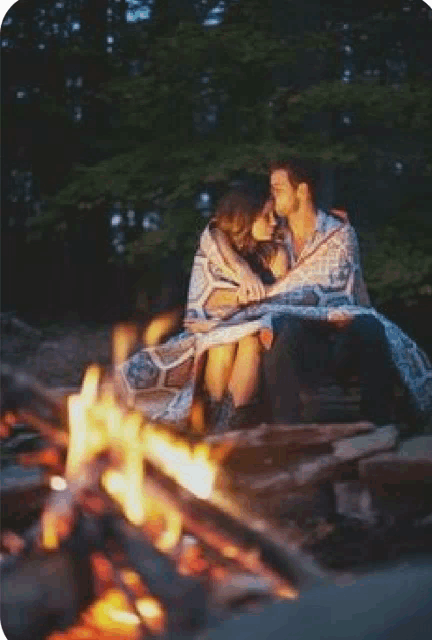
[1,317,114,388]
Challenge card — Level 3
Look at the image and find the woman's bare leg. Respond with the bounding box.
[204,343,237,401]
[228,334,262,407]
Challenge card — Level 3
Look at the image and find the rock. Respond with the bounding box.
[359,453,432,485]
[333,425,398,461]
[358,436,432,485]
[333,482,377,525]
[398,436,432,460]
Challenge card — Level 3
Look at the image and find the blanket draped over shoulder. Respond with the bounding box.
[117,214,432,425]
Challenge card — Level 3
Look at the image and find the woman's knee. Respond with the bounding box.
[237,334,262,354]
[207,343,237,367]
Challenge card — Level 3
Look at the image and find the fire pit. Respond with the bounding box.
[1,324,327,640]
[2,321,432,640]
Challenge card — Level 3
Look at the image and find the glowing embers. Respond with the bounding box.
[47,588,165,639]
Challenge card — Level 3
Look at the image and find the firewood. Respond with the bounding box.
[108,516,208,634]
[204,421,374,449]
[132,468,327,594]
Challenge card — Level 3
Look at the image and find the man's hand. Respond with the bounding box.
[327,310,352,330]
[237,265,266,304]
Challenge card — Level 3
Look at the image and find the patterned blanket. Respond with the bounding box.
[117,214,432,424]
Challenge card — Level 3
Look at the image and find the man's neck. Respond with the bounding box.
[284,201,317,241]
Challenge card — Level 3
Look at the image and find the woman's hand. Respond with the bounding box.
[211,227,265,302]
[327,310,352,330]
[183,318,221,333]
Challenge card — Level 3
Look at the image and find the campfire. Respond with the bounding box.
[1,319,324,640]
[3,316,432,640]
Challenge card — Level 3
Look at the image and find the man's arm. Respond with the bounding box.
[265,223,370,305]
[269,244,289,280]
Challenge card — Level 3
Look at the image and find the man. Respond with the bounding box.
[263,158,394,425]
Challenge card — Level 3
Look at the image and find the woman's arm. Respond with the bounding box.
[211,228,266,302]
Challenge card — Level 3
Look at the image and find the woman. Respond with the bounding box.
[185,182,289,430]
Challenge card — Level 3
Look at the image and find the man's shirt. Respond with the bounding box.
[274,209,371,307]
[282,209,345,267]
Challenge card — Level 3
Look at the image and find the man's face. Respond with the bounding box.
[270,169,300,217]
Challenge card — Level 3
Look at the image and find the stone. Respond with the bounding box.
[333,482,377,525]
[358,436,432,485]
[398,436,432,460]
[333,425,398,461]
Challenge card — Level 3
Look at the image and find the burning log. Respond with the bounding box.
[121,464,326,596]
[108,517,208,634]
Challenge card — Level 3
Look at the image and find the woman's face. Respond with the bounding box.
[251,200,277,242]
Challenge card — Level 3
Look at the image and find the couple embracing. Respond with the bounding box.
[118,159,432,432]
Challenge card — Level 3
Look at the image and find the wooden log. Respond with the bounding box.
[107,465,327,599]
[204,421,374,449]
[234,426,398,496]
[1,364,64,416]
[237,455,343,494]
[332,425,398,461]
[108,516,208,634]
[17,410,68,448]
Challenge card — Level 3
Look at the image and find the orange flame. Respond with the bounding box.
[66,365,103,479]
[41,510,59,550]
[143,309,180,347]
[77,588,165,637]
[44,358,219,559]
[135,596,165,633]
[142,427,217,500]
[112,324,137,367]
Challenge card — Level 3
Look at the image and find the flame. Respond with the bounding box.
[142,427,217,500]
[50,476,68,491]
[135,596,165,633]
[45,360,219,559]
[121,412,146,526]
[143,309,180,347]
[77,588,165,637]
[154,507,183,552]
[41,510,59,550]
[82,589,141,636]
[65,365,104,479]
[119,569,142,590]
[112,324,137,367]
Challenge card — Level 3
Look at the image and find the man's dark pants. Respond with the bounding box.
[263,314,394,425]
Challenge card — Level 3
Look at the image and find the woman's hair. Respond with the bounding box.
[212,181,275,258]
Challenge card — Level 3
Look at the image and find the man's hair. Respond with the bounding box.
[269,157,318,205]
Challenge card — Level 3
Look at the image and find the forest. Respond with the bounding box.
[2,0,432,355]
